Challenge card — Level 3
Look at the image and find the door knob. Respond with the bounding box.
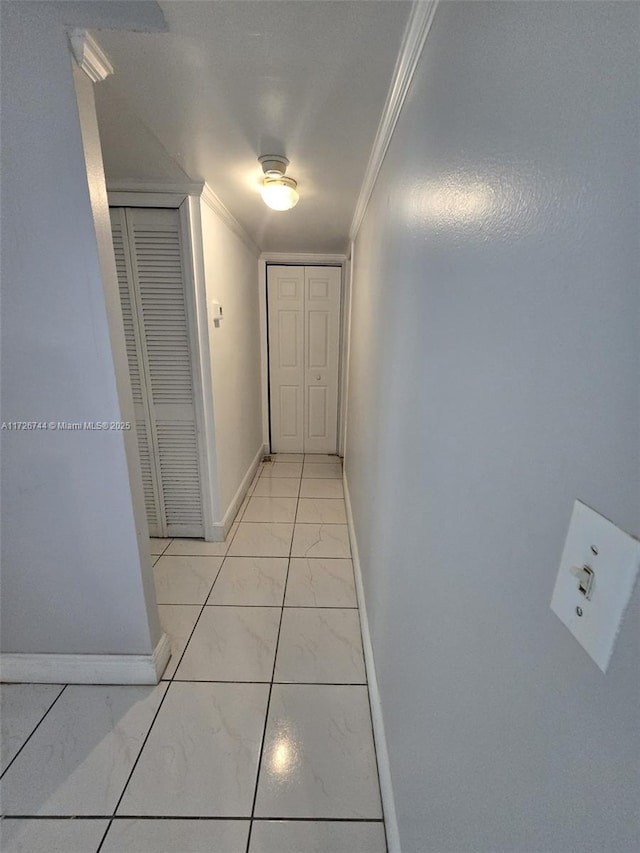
[316,375,321,380]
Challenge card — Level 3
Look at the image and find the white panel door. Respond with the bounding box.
[267,266,305,452]
[304,267,341,454]
[267,265,341,454]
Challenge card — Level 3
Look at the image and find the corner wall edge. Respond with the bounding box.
[348,0,439,243]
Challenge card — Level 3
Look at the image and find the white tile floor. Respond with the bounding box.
[0,454,387,852]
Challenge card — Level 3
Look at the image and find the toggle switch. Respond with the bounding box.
[570,564,594,599]
[209,300,223,321]
[550,500,640,672]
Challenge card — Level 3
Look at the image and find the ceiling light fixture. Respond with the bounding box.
[259,155,299,211]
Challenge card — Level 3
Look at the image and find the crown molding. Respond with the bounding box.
[201,183,260,256]
[260,252,346,265]
[69,29,114,83]
[348,0,439,242]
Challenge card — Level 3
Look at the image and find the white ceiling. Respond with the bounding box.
[95,0,412,253]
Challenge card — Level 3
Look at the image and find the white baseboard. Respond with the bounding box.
[209,443,268,541]
[0,632,171,685]
[344,473,401,853]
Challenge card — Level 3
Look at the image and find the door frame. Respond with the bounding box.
[108,187,217,540]
[259,253,349,457]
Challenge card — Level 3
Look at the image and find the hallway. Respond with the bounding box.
[0,455,387,852]
[2,2,638,851]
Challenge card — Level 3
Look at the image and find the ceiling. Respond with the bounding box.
[94,0,413,254]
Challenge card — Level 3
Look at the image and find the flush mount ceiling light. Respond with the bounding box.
[259,155,299,211]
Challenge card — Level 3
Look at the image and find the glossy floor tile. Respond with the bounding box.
[0,818,109,853]
[260,461,303,478]
[101,818,250,852]
[243,496,298,522]
[149,537,172,556]
[175,606,281,681]
[254,684,382,819]
[1,454,385,848]
[275,608,366,684]
[153,555,222,604]
[285,558,357,607]
[228,522,294,557]
[117,682,269,816]
[207,556,288,606]
[157,604,201,678]
[249,819,387,853]
[302,461,342,478]
[296,497,347,523]
[1,684,167,815]
[299,478,345,499]
[164,532,236,557]
[304,454,342,464]
[0,683,64,773]
[252,477,301,497]
[291,523,352,558]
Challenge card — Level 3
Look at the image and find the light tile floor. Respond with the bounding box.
[0,454,386,853]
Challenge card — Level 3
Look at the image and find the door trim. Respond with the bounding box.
[261,251,347,264]
[109,192,217,541]
[261,257,346,455]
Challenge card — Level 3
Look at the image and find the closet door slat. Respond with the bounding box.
[110,208,163,536]
[127,207,204,538]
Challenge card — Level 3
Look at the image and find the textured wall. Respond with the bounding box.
[200,202,263,517]
[0,1,165,656]
[346,3,639,851]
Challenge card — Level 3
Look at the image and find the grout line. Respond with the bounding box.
[167,679,367,686]
[245,475,300,853]
[104,682,172,839]
[228,520,348,524]
[103,556,228,846]
[157,604,361,610]
[0,684,68,781]
[3,814,383,823]
[201,603,284,609]
[148,537,173,559]
[232,521,347,525]
[95,817,113,852]
[167,559,227,676]
[155,553,229,559]
[252,815,385,824]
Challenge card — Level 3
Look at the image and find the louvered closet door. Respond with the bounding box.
[110,208,163,536]
[111,207,204,538]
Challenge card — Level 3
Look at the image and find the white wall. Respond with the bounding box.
[0,1,166,658]
[199,200,263,519]
[345,3,639,851]
[96,81,193,184]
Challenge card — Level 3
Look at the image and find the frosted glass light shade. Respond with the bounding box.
[262,176,299,211]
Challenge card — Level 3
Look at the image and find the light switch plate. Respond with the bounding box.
[551,500,639,672]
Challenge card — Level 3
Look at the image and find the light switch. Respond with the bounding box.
[550,500,639,673]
